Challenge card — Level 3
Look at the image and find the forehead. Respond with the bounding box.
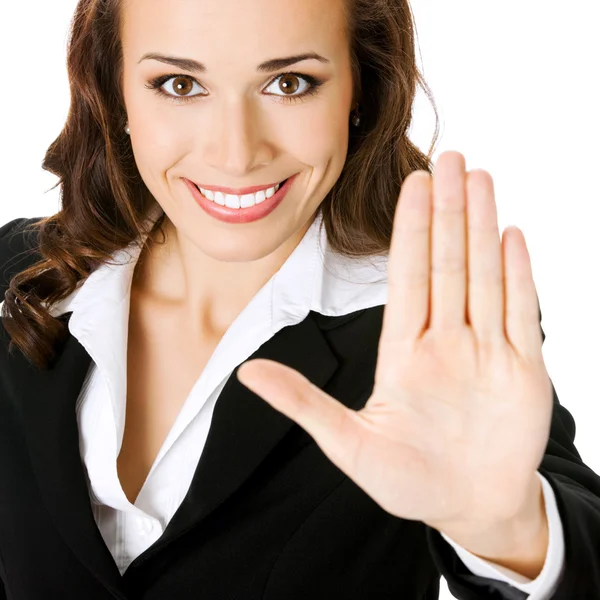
[121,0,348,59]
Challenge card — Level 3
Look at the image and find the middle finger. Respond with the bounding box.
[430,151,467,330]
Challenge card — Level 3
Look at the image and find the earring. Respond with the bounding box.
[125,123,130,135]
[351,104,361,127]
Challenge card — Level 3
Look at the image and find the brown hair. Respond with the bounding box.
[1,0,439,370]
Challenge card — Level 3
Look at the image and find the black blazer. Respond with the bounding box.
[1,216,599,600]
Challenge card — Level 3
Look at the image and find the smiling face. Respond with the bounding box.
[120,0,356,265]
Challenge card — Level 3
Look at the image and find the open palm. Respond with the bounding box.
[237,151,553,534]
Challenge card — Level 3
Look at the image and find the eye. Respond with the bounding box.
[263,73,320,102]
[145,72,325,104]
[146,75,206,103]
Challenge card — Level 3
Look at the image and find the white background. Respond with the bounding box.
[0,2,598,598]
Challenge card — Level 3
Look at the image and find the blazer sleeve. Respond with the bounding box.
[425,306,600,599]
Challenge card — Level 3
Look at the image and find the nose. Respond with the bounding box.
[203,100,274,178]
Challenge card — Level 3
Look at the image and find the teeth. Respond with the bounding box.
[198,181,283,209]
[224,193,240,209]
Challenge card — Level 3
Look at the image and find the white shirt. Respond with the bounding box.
[47,201,565,597]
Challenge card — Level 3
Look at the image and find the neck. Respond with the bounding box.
[131,211,315,338]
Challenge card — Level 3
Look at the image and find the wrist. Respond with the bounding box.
[436,475,549,579]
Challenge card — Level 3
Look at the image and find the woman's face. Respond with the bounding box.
[120,0,355,264]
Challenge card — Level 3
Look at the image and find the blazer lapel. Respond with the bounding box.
[128,310,340,568]
[3,308,340,593]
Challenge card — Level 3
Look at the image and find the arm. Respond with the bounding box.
[441,471,565,599]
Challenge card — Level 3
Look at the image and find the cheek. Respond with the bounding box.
[130,119,192,184]
[284,108,350,168]
[124,84,190,167]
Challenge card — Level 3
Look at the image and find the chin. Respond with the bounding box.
[183,223,294,264]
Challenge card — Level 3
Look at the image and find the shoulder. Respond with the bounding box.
[0,216,45,297]
[0,216,44,253]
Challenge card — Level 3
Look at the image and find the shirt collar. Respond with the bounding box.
[48,201,389,330]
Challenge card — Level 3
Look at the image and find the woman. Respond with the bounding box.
[0,0,598,598]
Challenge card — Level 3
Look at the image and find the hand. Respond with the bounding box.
[236,150,553,533]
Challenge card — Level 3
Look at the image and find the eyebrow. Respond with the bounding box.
[138,52,330,74]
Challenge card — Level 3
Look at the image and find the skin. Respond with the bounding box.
[120,0,356,339]
[238,157,551,579]
[119,0,550,579]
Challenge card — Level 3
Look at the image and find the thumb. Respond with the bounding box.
[237,359,360,468]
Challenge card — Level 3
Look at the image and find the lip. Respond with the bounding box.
[190,179,286,196]
[184,173,298,224]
